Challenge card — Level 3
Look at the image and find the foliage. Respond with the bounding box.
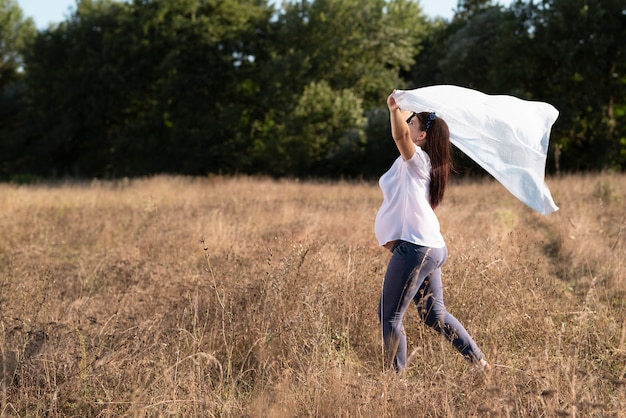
[0,0,35,88]
[284,80,367,176]
[0,0,625,179]
[409,0,626,172]
[243,0,427,177]
[529,0,626,171]
[0,0,35,177]
[15,0,272,178]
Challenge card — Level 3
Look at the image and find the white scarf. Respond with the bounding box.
[393,85,559,215]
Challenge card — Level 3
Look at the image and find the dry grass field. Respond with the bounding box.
[1,173,625,417]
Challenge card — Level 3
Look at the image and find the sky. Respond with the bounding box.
[17,0,513,29]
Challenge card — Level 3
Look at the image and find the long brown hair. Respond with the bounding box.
[417,112,452,209]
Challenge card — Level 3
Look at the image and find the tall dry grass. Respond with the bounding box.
[0,173,625,417]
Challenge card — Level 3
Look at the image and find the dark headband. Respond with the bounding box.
[425,112,437,132]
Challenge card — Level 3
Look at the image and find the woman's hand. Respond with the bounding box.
[387,91,400,112]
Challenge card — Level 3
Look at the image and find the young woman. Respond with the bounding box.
[375,90,490,375]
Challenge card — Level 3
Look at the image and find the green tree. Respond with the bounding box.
[269,0,427,108]
[279,80,367,176]
[529,0,626,170]
[21,0,129,177]
[413,0,534,95]
[409,0,626,172]
[439,6,510,92]
[0,0,34,89]
[20,0,273,177]
[0,0,36,179]
[13,0,434,179]
[248,0,428,176]
[453,0,495,20]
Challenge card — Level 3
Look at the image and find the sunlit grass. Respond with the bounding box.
[1,173,625,416]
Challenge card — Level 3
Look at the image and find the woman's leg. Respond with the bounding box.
[379,242,437,372]
[414,247,485,362]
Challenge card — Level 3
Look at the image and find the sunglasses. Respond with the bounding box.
[405,112,437,132]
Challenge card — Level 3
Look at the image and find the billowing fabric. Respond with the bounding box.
[393,86,559,215]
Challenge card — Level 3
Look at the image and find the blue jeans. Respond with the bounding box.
[378,240,484,371]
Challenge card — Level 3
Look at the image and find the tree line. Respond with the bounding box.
[1,0,624,181]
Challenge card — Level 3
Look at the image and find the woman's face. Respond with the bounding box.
[406,113,427,148]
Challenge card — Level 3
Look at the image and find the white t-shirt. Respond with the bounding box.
[374,146,445,248]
